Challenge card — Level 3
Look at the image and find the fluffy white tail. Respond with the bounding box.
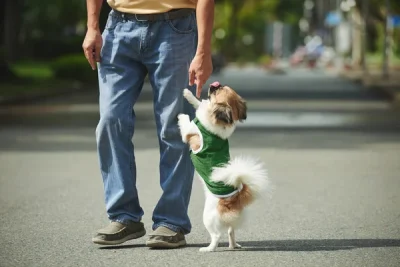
[210,156,269,199]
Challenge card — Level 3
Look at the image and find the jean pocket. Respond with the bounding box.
[104,11,119,31]
[167,12,195,34]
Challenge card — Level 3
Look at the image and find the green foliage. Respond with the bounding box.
[394,28,400,57]
[17,0,110,60]
[11,61,53,80]
[213,0,303,61]
[26,36,84,60]
[22,0,86,39]
[273,0,304,23]
[51,54,98,83]
[258,54,273,66]
[355,0,400,21]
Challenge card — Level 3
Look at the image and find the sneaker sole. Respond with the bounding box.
[145,239,186,249]
[92,230,146,246]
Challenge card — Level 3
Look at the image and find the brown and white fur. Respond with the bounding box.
[177,85,269,252]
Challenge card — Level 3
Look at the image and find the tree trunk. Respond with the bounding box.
[0,0,18,81]
[3,0,22,62]
[0,60,17,81]
[351,8,363,67]
[224,0,244,60]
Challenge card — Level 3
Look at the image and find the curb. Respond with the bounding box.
[0,82,156,107]
[0,82,97,107]
[338,71,400,107]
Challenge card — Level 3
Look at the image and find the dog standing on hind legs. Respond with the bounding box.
[178,82,269,252]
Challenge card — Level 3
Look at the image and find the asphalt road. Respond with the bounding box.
[1,67,400,267]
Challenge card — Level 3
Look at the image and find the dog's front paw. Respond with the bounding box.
[199,247,216,252]
[177,113,189,121]
[183,88,193,99]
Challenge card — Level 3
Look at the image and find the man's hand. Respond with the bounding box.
[190,0,214,98]
[82,28,103,70]
[189,52,213,98]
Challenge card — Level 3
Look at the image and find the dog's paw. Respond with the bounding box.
[199,247,216,252]
[177,113,189,121]
[183,88,193,99]
[229,243,242,249]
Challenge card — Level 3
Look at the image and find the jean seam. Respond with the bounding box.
[128,76,137,222]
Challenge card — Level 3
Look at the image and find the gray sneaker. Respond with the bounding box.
[92,221,146,245]
[146,226,186,249]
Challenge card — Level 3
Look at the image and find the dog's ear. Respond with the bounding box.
[213,103,233,125]
[236,98,247,122]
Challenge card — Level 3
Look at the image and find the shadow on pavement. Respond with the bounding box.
[98,244,147,250]
[94,239,400,252]
[186,239,400,252]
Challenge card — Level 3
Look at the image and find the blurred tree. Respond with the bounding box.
[213,0,304,61]
[19,0,86,59]
[213,0,281,60]
[0,0,22,81]
[354,0,400,53]
[355,0,400,22]
[21,0,85,39]
[2,0,23,62]
[274,0,304,24]
[0,0,112,81]
[17,0,110,59]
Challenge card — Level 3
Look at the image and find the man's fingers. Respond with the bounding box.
[85,47,96,70]
[83,44,96,70]
[83,47,90,61]
[189,69,195,86]
[196,80,203,98]
[88,52,96,70]
[95,43,102,62]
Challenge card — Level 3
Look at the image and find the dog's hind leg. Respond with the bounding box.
[200,213,223,252]
[228,227,242,249]
[200,228,221,252]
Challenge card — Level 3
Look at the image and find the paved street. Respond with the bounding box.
[1,67,400,267]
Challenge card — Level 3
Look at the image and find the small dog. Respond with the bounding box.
[178,82,269,252]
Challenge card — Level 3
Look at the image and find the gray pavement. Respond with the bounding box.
[1,67,400,267]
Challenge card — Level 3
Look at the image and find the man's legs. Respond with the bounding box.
[93,11,147,245]
[143,13,198,239]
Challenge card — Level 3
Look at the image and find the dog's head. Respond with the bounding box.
[207,82,247,127]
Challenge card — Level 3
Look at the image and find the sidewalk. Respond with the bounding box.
[0,81,93,106]
[0,81,154,106]
[339,68,400,106]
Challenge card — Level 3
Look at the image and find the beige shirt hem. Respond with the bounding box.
[107,1,196,14]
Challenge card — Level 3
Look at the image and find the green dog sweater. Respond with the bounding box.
[189,118,238,197]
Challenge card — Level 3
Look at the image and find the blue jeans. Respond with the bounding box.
[96,9,197,234]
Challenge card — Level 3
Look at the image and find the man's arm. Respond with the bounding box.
[195,0,214,59]
[189,0,214,98]
[82,0,104,70]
